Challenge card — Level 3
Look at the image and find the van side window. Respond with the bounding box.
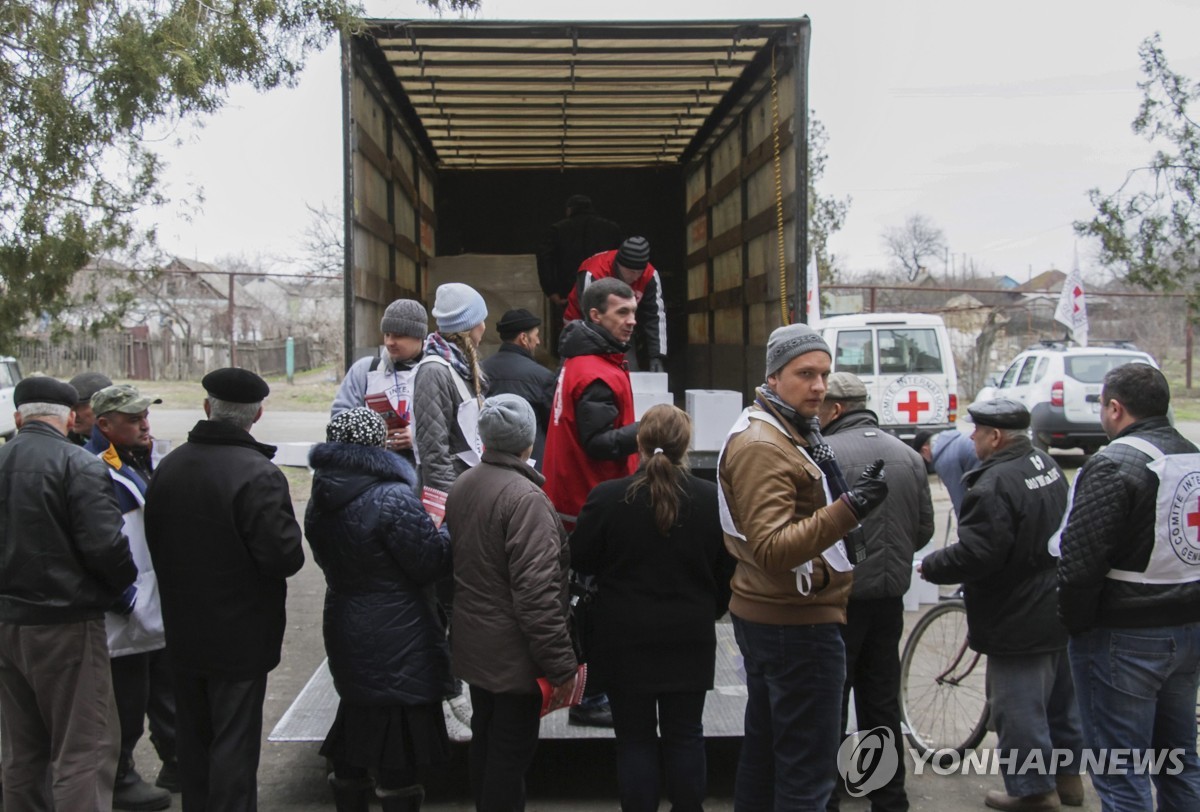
[833,330,874,375]
[999,359,1022,388]
[878,329,942,374]
[0,363,15,388]
[1016,358,1037,386]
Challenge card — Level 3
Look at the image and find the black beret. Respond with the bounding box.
[14,376,80,408]
[201,368,270,404]
[968,397,1031,430]
[497,308,541,337]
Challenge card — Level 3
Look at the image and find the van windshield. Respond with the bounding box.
[1065,355,1150,384]
[878,329,943,374]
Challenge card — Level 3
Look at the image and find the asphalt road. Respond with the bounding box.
[126,414,1200,810]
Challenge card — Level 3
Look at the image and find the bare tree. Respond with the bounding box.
[299,202,344,278]
[882,214,948,282]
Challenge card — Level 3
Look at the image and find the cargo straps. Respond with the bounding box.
[770,46,789,326]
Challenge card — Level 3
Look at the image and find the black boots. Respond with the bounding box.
[328,774,372,812]
[376,784,424,812]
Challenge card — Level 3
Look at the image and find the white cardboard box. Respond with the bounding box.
[634,391,674,420]
[273,442,315,468]
[686,389,743,451]
[629,371,669,393]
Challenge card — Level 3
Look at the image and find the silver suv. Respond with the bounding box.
[983,341,1158,454]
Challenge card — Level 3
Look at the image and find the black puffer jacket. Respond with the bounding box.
[823,409,934,599]
[0,420,135,624]
[1058,416,1200,633]
[558,319,639,460]
[305,442,453,706]
[921,437,1069,655]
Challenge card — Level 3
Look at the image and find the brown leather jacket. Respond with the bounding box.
[445,449,577,693]
[718,400,859,626]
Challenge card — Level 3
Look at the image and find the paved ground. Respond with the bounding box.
[124,413,1200,810]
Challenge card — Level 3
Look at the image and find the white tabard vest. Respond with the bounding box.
[365,358,417,428]
[413,355,483,468]
[1049,435,1200,585]
[716,407,853,596]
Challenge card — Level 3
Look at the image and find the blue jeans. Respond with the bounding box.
[732,616,845,812]
[986,650,1084,797]
[608,689,707,812]
[1069,624,1200,812]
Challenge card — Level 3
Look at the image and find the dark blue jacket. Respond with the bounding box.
[305,442,453,706]
[480,342,556,468]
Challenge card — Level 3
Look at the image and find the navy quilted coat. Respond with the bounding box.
[305,442,453,706]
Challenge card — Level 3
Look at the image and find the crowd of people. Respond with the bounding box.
[2,243,1199,812]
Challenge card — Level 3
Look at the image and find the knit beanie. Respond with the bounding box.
[380,299,429,339]
[616,236,651,271]
[477,394,536,455]
[326,407,387,447]
[432,283,488,335]
[765,323,832,377]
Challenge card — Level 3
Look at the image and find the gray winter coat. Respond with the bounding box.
[823,409,935,600]
[445,449,577,693]
[413,357,481,494]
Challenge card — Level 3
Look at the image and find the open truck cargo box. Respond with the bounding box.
[343,17,812,400]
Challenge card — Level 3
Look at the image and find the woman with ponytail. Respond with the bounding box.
[570,404,736,812]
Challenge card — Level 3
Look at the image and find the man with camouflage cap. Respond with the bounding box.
[86,385,176,809]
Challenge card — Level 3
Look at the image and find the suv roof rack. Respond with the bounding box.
[1024,338,1140,352]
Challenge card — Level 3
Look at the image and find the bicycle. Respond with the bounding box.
[900,594,990,759]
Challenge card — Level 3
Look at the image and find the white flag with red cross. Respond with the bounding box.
[806,251,821,324]
[1054,266,1088,347]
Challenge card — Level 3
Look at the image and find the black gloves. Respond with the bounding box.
[841,459,888,520]
[648,357,666,374]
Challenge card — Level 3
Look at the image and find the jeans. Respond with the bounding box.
[607,689,707,812]
[1069,624,1200,812]
[828,596,908,812]
[467,685,542,812]
[732,615,846,812]
[986,650,1084,797]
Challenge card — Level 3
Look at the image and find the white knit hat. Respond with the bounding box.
[432,283,488,335]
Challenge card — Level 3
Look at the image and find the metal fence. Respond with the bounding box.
[14,329,330,381]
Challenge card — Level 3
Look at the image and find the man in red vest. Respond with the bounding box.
[544,276,640,531]
[562,236,666,372]
[544,276,640,727]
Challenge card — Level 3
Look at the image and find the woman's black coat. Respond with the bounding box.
[305,442,453,706]
[569,470,735,693]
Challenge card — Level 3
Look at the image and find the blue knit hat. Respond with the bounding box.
[432,283,488,335]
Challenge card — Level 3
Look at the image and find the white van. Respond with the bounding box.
[818,313,958,439]
[0,356,23,440]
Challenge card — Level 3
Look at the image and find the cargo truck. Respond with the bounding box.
[341,17,814,401]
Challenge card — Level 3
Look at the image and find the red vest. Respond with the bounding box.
[542,351,637,528]
[563,250,657,322]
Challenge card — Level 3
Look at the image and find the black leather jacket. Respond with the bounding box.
[1058,416,1200,633]
[0,420,135,624]
[921,437,1069,655]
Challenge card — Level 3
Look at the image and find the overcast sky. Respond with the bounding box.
[145,0,1200,283]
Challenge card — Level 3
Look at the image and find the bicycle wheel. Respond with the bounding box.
[900,600,989,756]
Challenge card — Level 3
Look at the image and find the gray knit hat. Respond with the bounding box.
[432,283,488,335]
[478,394,536,455]
[326,407,388,447]
[380,299,429,339]
[765,323,832,377]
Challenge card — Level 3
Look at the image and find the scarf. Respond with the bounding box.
[755,386,852,502]
[423,332,475,388]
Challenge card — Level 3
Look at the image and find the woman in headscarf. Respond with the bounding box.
[570,404,736,812]
[305,407,452,812]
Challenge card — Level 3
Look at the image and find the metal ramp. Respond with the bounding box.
[270,623,746,743]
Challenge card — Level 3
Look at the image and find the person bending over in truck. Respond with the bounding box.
[331,298,429,468]
[563,236,667,373]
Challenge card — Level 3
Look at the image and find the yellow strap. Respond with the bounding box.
[770,47,789,326]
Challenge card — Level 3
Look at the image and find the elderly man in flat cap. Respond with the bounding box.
[0,376,136,811]
[481,308,556,469]
[818,372,933,812]
[144,368,304,812]
[85,385,177,809]
[919,399,1084,812]
[717,324,888,810]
